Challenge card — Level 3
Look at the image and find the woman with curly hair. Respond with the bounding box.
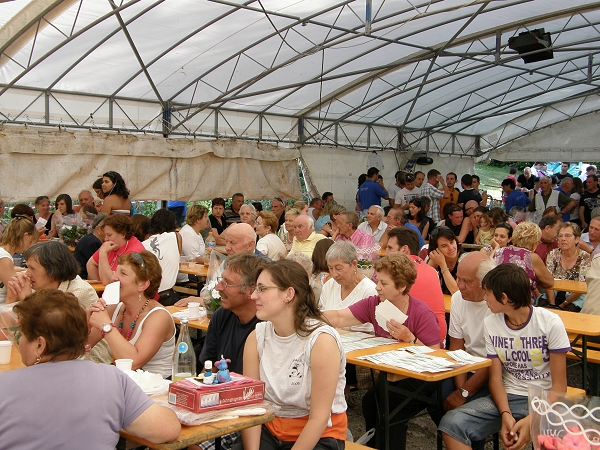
[99,171,132,215]
[493,221,553,300]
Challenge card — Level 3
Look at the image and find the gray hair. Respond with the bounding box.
[325,241,358,265]
[540,175,551,183]
[371,205,385,219]
[475,257,496,283]
[91,213,107,230]
[286,251,313,279]
[240,203,257,217]
[23,241,79,283]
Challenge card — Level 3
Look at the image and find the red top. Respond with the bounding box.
[92,236,145,271]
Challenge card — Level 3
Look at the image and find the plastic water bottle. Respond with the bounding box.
[172,317,196,382]
[205,231,216,249]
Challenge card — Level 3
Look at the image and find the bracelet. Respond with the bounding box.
[412,336,418,344]
[501,411,512,417]
[441,267,450,274]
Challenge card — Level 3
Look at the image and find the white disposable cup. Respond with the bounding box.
[115,358,133,371]
[0,341,12,365]
[188,302,201,319]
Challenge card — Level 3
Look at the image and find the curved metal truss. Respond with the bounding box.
[1,0,600,156]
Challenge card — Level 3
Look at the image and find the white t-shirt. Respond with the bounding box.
[448,291,492,357]
[484,306,570,397]
[256,233,287,261]
[178,224,205,282]
[143,232,180,293]
[320,277,376,332]
[255,321,346,418]
[387,183,402,205]
[0,247,13,304]
[394,187,421,207]
[357,220,388,244]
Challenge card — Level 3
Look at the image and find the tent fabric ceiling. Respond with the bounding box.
[1,0,600,156]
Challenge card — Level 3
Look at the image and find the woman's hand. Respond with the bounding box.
[6,271,33,303]
[87,299,110,330]
[386,319,414,343]
[99,240,119,254]
[428,249,447,269]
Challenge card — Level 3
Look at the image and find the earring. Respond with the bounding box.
[138,293,142,302]
[34,356,42,365]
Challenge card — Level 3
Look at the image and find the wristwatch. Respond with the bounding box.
[459,388,470,399]
[101,323,115,338]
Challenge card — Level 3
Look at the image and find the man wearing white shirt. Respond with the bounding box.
[394,173,421,211]
[435,253,495,450]
[387,171,404,208]
[357,205,388,243]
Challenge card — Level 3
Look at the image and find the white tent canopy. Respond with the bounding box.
[1,0,599,201]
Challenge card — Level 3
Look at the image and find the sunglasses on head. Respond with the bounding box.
[404,174,415,182]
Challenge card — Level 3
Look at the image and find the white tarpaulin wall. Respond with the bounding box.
[0,126,302,203]
[299,146,475,210]
[488,113,600,162]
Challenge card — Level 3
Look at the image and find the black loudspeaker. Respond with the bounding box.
[416,156,433,165]
[508,28,553,64]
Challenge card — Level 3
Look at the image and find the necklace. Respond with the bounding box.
[118,298,151,340]
[109,240,129,268]
[506,310,529,328]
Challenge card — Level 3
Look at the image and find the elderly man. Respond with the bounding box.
[288,215,326,259]
[78,190,95,208]
[225,193,244,226]
[271,197,286,228]
[331,210,374,252]
[357,205,388,242]
[580,216,600,254]
[224,223,268,258]
[385,227,446,343]
[528,176,575,223]
[239,204,257,229]
[437,253,496,447]
[379,208,425,249]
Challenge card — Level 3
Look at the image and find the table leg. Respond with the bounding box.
[436,382,443,450]
[582,336,588,393]
[215,436,221,450]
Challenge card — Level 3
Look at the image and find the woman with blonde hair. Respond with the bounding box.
[179,205,209,264]
[319,204,346,238]
[256,211,286,260]
[314,199,338,232]
[493,221,554,299]
[0,216,38,303]
[278,207,301,252]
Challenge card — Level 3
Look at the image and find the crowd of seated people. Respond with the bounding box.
[0,163,599,449]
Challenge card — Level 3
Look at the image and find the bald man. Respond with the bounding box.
[437,252,496,449]
[224,223,268,259]
[289,215,326,259]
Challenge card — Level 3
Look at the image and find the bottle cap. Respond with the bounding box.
[204,360,212,371]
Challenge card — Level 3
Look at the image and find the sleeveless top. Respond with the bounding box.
[110,304,175,378]
[493,246,536,298]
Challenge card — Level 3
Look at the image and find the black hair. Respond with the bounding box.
[481,263,531,309]
[103,171,130,199]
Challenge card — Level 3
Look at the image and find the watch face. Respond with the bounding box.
[461,389,469,398]
[102,324,112,333]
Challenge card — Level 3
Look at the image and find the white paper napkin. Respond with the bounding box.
[102,281,120,305]
[375,300,408,332]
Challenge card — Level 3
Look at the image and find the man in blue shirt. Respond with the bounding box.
[357,166,388,214]
[502,178,530,213]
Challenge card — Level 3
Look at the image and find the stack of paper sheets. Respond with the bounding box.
[340,332,396,353]
[357,348,467,373]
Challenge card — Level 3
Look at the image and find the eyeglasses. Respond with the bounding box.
[253,285,281,294]
[130,253,146,274]
[216,277,244,289]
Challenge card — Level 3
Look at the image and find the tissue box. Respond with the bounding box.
[168,373,265,413]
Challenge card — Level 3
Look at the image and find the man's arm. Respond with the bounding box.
[443,337,489,411]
